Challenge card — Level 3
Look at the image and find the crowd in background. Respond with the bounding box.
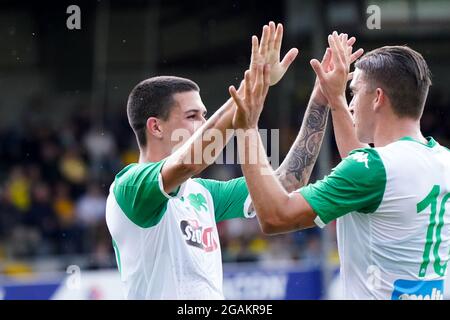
[0,88,448,274]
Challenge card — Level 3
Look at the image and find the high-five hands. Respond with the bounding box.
[310,31,364,105]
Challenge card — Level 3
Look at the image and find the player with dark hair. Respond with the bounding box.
[231,32,450,299]
[105,23,306,299]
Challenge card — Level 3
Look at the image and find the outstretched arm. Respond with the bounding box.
[239,129,317,233]
[275,35,364,192]
[230,34,370,234]
[162,22,298,194]
[162,96,236,193]
[274,46,330,192]
[230,65,316,234]
[275,99,328,193]
[310,32,368,159]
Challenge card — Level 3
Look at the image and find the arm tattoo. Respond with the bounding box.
[275,101,329,192]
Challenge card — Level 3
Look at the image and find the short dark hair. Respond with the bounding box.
[355,45,432,119]
[127,76,200,147]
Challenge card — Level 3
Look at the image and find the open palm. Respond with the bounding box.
[250,22,298,86]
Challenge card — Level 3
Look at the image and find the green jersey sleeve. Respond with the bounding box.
[194,176,253,222]
[113,159,177,228]
[298,148,387,227]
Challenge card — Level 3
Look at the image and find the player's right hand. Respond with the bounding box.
[310,32,364,106]
[229,63,271,130]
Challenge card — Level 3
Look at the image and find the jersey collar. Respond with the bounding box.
[398,136,437,148]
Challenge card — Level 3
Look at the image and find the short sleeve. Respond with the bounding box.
[194,177,254,222]
[113,159,177,228]
[298,148,387,227]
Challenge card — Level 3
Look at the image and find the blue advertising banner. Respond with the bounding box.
[0,265,323,300]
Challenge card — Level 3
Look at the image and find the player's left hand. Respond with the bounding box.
[250,22,298,86]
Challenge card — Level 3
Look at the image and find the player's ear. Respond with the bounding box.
[146,117,163,139]
[373,87,385,113]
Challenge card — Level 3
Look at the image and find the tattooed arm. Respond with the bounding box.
[275,98,329,192]
[272,46,333,193]
[274,34,364,192]
[274,45,331,192]
[231,34,366,233]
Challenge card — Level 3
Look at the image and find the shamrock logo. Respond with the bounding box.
[187,193,208,212]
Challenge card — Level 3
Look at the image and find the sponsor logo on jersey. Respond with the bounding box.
[391,279,444,300]
[180,219,218,252]
[350,152,369,168]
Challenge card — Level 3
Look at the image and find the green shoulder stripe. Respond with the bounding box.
[194,177,250,222]
[299,148,387,225]
[113,160,170,228]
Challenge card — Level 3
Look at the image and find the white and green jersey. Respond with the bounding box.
[105,160,253,300]
[300,137,450,300]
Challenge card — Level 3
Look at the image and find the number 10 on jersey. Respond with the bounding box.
[417,185,450,277]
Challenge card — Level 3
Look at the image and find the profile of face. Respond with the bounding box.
[159,90,207,152]
[348,68,378,144]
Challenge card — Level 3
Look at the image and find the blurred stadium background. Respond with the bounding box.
[0,0,449,299]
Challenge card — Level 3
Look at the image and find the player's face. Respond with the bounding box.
[348,69,377,144]
[163,90,207,149]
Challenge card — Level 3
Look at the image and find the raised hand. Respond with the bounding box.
[229,64,271,130]
[310,32,364,106]
[250,21,298,86]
